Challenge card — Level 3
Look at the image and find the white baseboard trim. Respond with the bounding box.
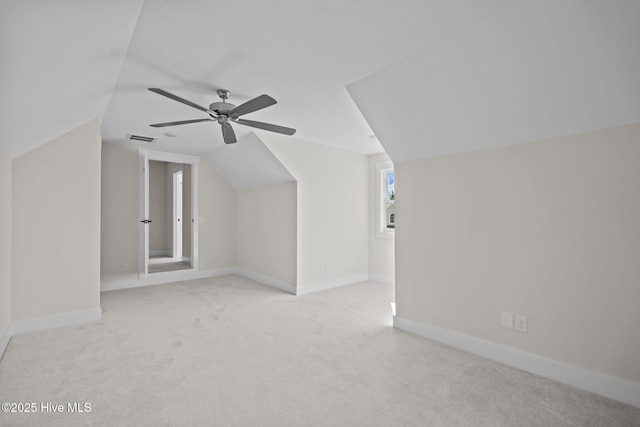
[234,268,296,295]
[368,273,395,285]
[297,273,369,296]
[393,315,640,409]
[12,307,102,336]
[101,268,236,292]
[103,267,297,295]
[102,269,371,298]
[0,323,12,360]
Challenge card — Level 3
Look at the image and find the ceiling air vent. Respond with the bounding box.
[126,133,157,143]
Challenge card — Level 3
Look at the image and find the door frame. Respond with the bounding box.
[138,148,199,280]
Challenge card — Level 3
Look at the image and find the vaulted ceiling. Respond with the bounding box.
[2,1,639,166]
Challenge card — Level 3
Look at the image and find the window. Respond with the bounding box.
[376,161,395,237]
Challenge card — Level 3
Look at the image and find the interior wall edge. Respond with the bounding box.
[297,273,369,296]
[233,268,296,295]
[100,268,370,297]
[100,268,236,292]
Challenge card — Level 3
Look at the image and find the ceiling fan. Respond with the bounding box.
[147,88,296,144]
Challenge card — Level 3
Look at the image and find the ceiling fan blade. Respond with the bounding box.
[221,122,237,144]
[150,118,213,127]
[148,88,215,115]
[234,118,296,136]
[230,94,276,117]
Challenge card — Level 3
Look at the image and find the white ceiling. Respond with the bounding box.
[2,1,639,166]
[100,0,442,156]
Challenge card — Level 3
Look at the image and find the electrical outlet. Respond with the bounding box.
[515,315,528,333]
[501,312,514,329]
[123,263,129,272]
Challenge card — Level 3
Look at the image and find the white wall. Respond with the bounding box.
[236,182,297,286]
[0,147,11,338]
[262,135,368,291]
[100,143,139,278]
[11,119,101,321]
[194,160,236,271]
[395,123,640,385]
[368,153,394,284]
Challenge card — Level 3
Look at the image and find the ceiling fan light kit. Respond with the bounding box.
[148,87,296,144]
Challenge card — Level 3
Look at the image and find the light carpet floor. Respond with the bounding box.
[1,275,638,426]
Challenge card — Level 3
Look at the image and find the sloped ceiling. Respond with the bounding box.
[2,1,639,167]
[205,133,295,190]
[349,1,640,163]
[0,0,145,158]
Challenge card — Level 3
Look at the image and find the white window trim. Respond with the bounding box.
[376,160,395,239]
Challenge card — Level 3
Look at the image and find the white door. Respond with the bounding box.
[174,170,183,260]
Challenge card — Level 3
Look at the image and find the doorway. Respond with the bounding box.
[139,149,199,279]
